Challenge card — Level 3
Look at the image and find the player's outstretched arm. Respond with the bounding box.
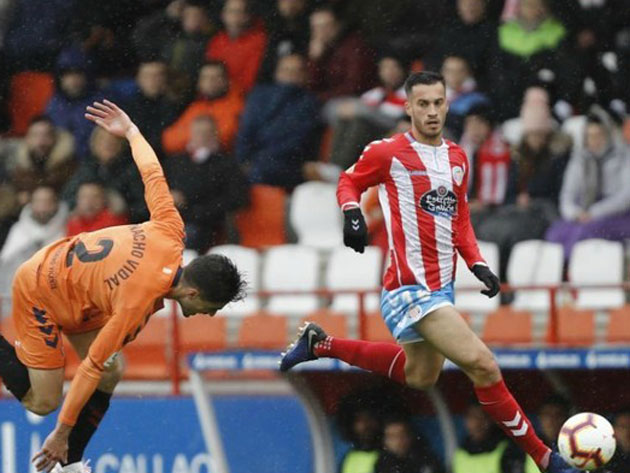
[85,100,184,236]
[85,99,139,140]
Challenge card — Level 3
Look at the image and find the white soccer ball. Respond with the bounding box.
[557,412,616,470]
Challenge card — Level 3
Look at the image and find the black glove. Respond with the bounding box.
[343,207,368,253]
[471,264,500,298]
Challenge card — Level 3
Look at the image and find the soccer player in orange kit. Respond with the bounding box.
[0,100,246,473]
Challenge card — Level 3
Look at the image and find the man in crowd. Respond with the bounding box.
[236,53,320,191]
[66,181,128,236]
[0,186,68,297]
[125,60,178,156]
[164,115,249,252]
[162,60,244,154]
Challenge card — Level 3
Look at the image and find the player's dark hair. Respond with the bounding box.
[183,254,247,304]
[404,71,445,97]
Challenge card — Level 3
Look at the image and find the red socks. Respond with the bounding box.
[475,379,551,469]
[314,336,406,384]
[314,338,551,469]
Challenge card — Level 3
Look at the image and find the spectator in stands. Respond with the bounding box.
[164,115,248,252]
[46,46,102,159]
[3,116,76,204]
[66,0,140,78]
[132,0,186,61]
[205,0,267,94]
[472,93,571,277]
[459,105,513,227]
[125,60,178,156]
[161,1,216,98]
[441,55,490,139]
[375,416,443,473]
[66,180,128,236]
[453,403,521,473]
[605,410,630,472]
[3,0,73,70]
[537,396,571,448]
[546,107,630,259]
[62,127,147,223]
[0,185,68,296]
[339,407,382,473]
[491,0,575,120]
[162,60,244,154]
[236,53,320,191]
[317,52,408,176]
[257,0,310,83]
[518,396,572,472]
[552,0,618,110]
[428,0,498,86]
[306,5,376,102]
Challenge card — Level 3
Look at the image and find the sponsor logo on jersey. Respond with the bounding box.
[419,186,457,217]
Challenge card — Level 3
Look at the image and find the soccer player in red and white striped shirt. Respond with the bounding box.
[281,72,579,473]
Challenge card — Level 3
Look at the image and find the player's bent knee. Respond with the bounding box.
[99,355,124,392]
[24,395,61,416]
[404,366,439,391]
[466,349,500,384]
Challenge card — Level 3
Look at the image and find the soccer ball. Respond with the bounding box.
[557,412,616,470]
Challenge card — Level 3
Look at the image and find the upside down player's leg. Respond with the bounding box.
[61,329,123,469]
[1,263,66,414]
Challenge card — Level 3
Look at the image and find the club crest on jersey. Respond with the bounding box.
[452,166,464,186]
[419,186,457,217]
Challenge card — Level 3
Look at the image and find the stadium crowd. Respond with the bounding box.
[1,0,630,293]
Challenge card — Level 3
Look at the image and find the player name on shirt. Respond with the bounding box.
[103,225,146,290]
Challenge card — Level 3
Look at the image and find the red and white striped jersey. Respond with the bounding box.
[337,132,485,292]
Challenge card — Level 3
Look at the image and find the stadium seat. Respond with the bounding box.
[209,245,261,316]
[363,312,395,343]
[122,316,170,379]
[8,71,55,135]
[569,239,625,310]
[482,307,533,345]
[455,241,500,314]
[606,305,630,343]
[263,245,320,316]
[179,315,227,353]
[326,246,382,315]
[300,309,348,339]
[289,182,343,249]
[235,185,287,248]
[552,307,595,346]
[237,311,287,350]
[508,240,563,312]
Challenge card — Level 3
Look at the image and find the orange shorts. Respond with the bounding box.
[11,257,107,370]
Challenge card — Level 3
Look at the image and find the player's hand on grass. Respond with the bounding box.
[472,264,500,298]
[33,425,70,472]
[85,99,139,140]
[343,207,368,253]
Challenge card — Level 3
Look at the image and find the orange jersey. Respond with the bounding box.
[15,133,185,426]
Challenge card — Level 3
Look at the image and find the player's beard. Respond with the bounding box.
[416,120,443,140]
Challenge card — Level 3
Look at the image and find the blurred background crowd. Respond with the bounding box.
[332,384,630,473]
[1,0,630,294]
